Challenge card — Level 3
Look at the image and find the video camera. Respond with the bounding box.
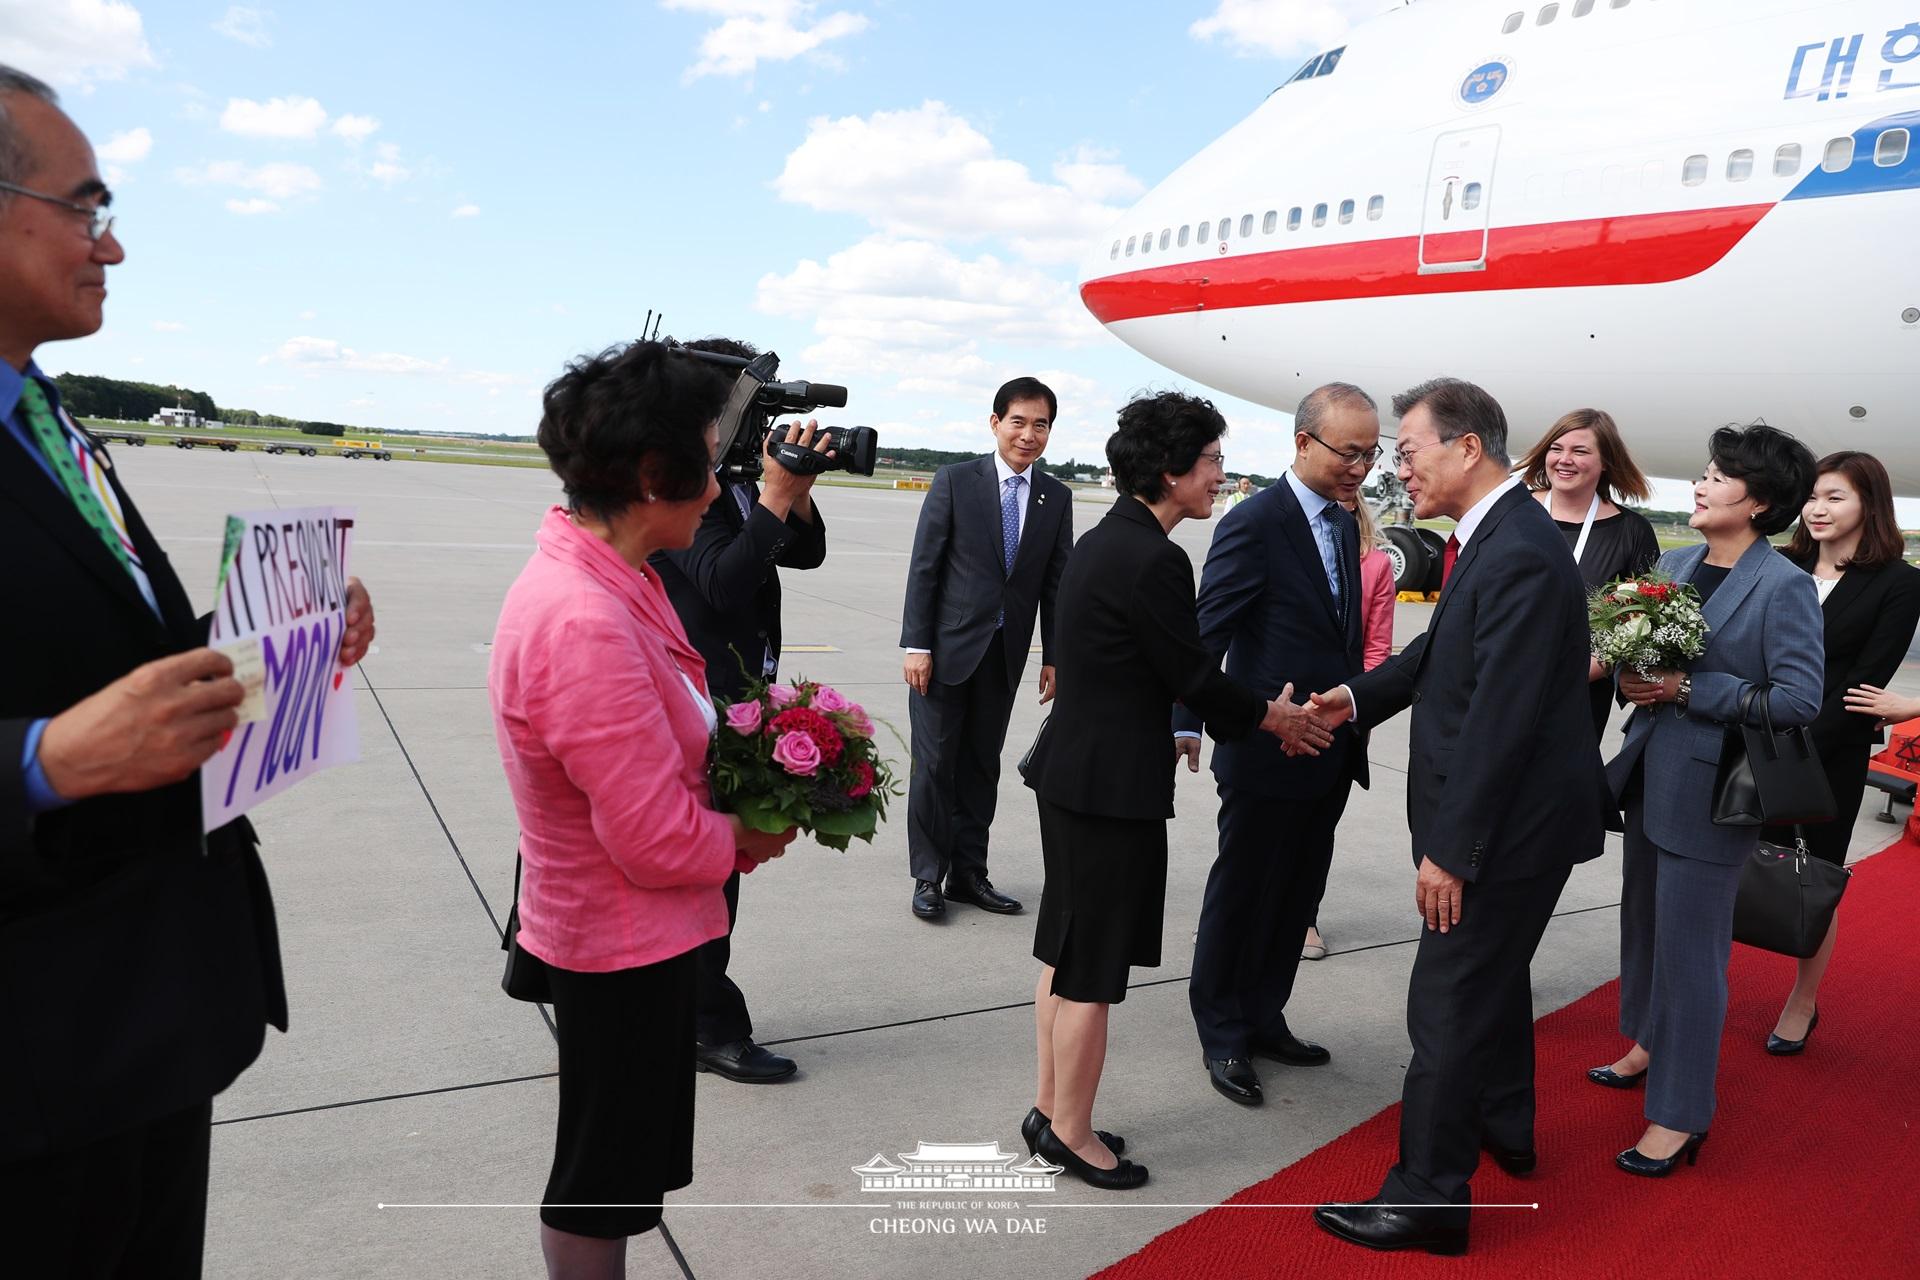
[673,343,879,483]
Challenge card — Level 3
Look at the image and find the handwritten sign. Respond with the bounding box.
[201,506,360,832]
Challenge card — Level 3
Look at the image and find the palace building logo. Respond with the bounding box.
[853,1141,1063,1193]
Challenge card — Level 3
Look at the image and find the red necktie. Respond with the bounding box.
[1442,534,1460,587]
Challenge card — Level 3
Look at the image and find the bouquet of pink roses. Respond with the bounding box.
[709,676,900,850]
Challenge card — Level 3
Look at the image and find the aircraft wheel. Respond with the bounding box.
[1382,526,1429,593]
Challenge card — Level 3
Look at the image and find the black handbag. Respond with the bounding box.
[1711,685,1836,827]
[1733,831,1851,958]
[501,851,552,1003]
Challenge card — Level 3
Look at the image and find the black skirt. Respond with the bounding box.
[542,949,698,1238]
[1031,796,1168,1004]
[1763,739,1872,866]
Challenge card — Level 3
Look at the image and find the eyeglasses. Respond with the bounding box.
[0,180,116,241]
[1391,437,1456,470]
[1196,450,1225,467]
[1304,432,1383,469]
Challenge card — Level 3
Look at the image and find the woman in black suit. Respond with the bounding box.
[1762,451,1920,1053]
[1021,392,1291,1190]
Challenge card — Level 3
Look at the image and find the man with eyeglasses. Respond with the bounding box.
[0,66,375,1274]
[1179,381,1380,1107]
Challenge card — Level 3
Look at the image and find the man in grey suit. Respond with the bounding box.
[900,378,1073,920]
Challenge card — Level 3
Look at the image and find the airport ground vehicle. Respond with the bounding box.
[339,439,393,460]
[174,436,239,452]
[264,443,320,456]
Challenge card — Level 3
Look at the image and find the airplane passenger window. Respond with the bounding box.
[1339,198,1355,223]
[1537,4,1558,25]
[1140,230,1153,253]
[1218,215,1232,238]
[1288,206,1302,230]
[1125,236,1136,257]
[1573,0,1594,15]
[1367,195,1384,220]
[1160,229,1171,250]
[1197,220,1211,241]
[1502,11,1523,33]
[1682,154,1708,186]
[1773,143,1802,176]
[1876,128,1909,167]
[1726,149,1754,181]
[1262,210,1277,234]
[1178,224,1191,247]
[1110,241,1120,260]
[1312,203,1328,227]
[1461,183,1482,210]
[1609,0,1629,7]
[1239,214,1255,237]
[1823,136,1855,172]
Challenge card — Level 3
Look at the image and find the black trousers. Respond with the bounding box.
[906,641,1017,883]
[0,1099,213,1278]
[693,869,751,1046]
[1378,863,1571,1218]
[1189,781,1349,1059]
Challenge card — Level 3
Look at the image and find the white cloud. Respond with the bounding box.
[451,203,480,218]
[331,113,380,142]
[0,0,154,89]
[212,5,272,48]
[97,126,152,163]
[151,319,186,332]
[1189,0,1394,59]
[179,160,322,200]
[664,0,869,82]
[266,336,447,376]
[225,197,279,215]
[367,161,409,185]
[773,101,1141,264]
[220,95,328,139]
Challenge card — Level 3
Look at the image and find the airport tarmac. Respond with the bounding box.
[106,447,1918,1279]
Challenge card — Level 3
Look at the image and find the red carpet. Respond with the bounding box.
[1098,836,1920,1278]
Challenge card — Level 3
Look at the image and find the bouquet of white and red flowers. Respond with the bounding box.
[709,677,900,850]
[1589,571,1709,677]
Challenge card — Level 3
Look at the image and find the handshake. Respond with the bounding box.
[1176,685,1356,772]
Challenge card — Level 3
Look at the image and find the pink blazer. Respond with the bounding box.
[1358,546,1396,672]
[489,507,750,973]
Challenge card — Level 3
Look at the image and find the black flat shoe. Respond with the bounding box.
[694,1038,797,1083]
[1766,1008,1819,1055]
[1035,1124,1148,1190]
[1204,1055,1263,1105]
[911,879,945,919]
[1249,1030,1331,1067]
[1481,1136,1537,1176]
[1586,1063,1647,1089]
[1615,1131,1707,1177]
[1312,1200,1468,1256]
[1021,1107,1123,1157]
[944,872,1022,914]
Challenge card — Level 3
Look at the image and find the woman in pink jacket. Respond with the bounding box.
[490,342,794,1279]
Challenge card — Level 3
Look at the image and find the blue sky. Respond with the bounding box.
[4,0,1403,479]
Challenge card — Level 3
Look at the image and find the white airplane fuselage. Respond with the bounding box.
[1081,0,1920,490]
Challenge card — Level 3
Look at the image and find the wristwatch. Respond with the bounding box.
[1675,674,1692,708]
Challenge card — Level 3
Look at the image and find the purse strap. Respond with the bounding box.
[502,847,524,953]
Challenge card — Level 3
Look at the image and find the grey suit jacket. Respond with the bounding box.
[1605,538,1824,865]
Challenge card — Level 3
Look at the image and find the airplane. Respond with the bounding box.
[1079,0,1920,584]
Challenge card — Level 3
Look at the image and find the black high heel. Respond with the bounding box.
[1035,1124,1148,1190]
[1021,1106,1124,1156]
[1586,1063,1647,1089]
[1766,1008,1819,1055]
[1615,1131,1707,1177]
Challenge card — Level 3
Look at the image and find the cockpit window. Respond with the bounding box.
[1275,45,1344,92]
[1317,47,1344,76]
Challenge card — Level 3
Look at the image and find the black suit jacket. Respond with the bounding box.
[652,482,827,704]
[1,424,286,1161]
[1782,550,1920,753]
[1173,478,1369,798]
[1348,485,1608,883]
[1025,497,1265,821]
[899,456,1072,692]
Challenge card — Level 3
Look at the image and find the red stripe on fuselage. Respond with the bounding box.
[1080,203,1773,323]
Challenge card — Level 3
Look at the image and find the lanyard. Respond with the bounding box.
[1571,492,1601,566]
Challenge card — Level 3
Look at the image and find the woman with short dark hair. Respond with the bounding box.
[490,341,796,1278]
[1021,392,1292,1189]
[1760,451,1920,1053]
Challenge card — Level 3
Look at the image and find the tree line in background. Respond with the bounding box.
[52,373,370,438]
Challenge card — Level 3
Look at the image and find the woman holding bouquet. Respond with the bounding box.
[1021,392,1299,1190]
[1593,424,1821,1177]
[490,341,796,1279]
[1516,409,1661,738]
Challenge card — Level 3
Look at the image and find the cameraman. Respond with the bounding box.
[651,338,827,1085]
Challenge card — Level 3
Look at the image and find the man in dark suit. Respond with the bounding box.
[1307,378,1607,1256]
[0,68,375,1273]
[900,377,1073,920]
[653,338,827,1084]
[1179,383,1380,1106]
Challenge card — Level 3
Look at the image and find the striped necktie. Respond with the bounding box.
[18,378,131,571]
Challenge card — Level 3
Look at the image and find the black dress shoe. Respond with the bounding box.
[944,872,1022,914]
[1035,1124,1148,1190]
[1249,1030,1331,1067]
[1766,1008,1819,1055]
[1021,1107,1123,1157]
[694,1038,797,1083]
[911,879,945,919]
[1313,1200,1468,1256]
[1586,1063,1647,1089]
[1481,1136,1537,1176]
[1204,1055,1263,1105]
[1615,1131,1707,1177]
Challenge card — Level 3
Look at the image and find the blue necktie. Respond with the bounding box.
[1316,503,1343,606]
[1000,476,1023,575]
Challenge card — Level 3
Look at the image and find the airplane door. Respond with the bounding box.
[1419,125,1500,274]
